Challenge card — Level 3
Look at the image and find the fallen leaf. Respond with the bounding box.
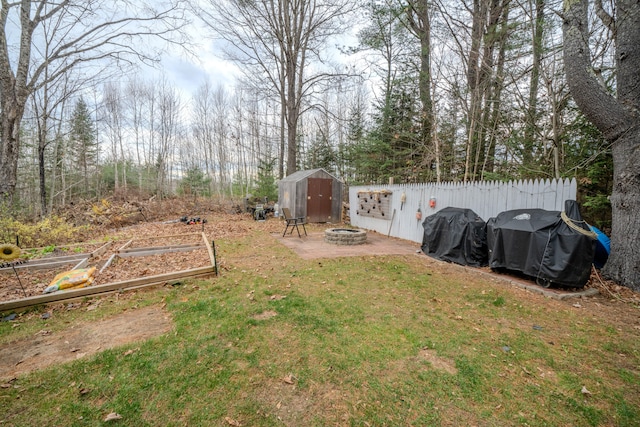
[104,412,122,421]
[79,388,90,395]
[224,416,242,426]
[581,386,592,395]
[282,374,295,385]
[123,349,135,356]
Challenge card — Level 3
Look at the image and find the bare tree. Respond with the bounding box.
[101,82,125,192]
[0,0,188,203]
[563,0,640,290]
[196,0,356,178]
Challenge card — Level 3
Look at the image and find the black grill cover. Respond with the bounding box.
[421,207,487,266]
[486,200,595,288]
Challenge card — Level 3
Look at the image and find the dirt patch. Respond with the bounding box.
[416,348,458,375]
[253,310,278,321]
[251,379,352,426]
[0,305,172,381]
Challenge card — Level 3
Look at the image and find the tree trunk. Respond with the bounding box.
[0,104,22,202]
[563,0,640,290]
[38,121,48,217]
[523,0,544,170]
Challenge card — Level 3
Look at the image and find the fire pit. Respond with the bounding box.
[324,228,367,245]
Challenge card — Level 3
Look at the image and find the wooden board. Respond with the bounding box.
[202,233,216,273]
[0,266,216,312]
[117,245,204,258]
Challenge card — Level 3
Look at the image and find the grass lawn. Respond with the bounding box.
[1,225,639,426]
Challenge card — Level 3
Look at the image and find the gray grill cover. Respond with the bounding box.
[486,200,595,288]
[421,207,488,267]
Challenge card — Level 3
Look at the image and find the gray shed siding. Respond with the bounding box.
[278,168,343,223]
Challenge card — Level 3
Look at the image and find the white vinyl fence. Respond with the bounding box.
[349,179,577,243]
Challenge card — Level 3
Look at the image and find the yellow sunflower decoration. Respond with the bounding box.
[0,243,21,261]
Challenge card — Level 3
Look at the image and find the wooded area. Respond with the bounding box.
[1,0,638,289]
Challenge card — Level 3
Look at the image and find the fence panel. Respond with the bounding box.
[349,179,577,243]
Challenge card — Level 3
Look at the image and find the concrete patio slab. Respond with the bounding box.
[273,230,420,260]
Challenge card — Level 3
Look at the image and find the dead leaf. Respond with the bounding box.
[104,412,122,421]
[282,374,295,384]
[224,416,242,426]
[79,388,90,395]
[581,386,592,395]
[123,349,135,356]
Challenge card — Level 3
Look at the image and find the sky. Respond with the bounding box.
[146,1,362,101]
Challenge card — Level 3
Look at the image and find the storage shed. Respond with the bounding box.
[278,168,343,223]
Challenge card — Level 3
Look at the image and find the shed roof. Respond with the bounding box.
[279,168,340,183]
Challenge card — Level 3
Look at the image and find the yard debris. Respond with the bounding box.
[282,374,296,384]
[2,313,17,322]
[180,216,207,225]
[224,416,242,426]
[581,386,592,395]
[104,412,123,421]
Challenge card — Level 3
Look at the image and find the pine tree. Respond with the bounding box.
[253,157,278,203]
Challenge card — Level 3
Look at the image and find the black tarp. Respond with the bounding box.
[421,207,487,266]
[486,200,596,288]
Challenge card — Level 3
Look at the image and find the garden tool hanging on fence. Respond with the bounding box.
[400,191,406,210]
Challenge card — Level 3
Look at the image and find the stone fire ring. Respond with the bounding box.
[324,228,367,245]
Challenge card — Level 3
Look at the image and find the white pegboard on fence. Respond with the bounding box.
[349,179,577,243]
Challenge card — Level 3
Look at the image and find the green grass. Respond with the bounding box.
[1,229,639,426]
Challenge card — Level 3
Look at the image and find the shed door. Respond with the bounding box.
[307,178,333,223]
